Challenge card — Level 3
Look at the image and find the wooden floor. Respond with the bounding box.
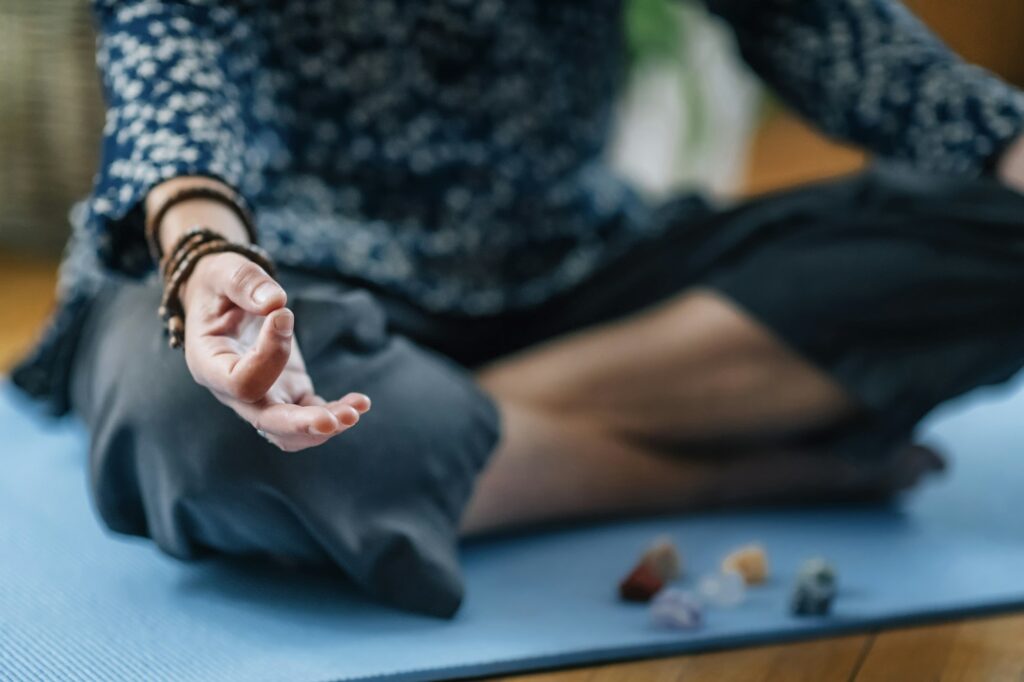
[3,113,1023,681]
[495,614,1024,681]
[0,251,57,371]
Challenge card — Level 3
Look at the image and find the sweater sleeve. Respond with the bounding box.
[703,0,1024,176]
[88,0,276,276]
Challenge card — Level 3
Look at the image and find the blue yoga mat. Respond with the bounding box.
[2,376,1024,681]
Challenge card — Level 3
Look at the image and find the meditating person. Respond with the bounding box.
[15,0,1024,616]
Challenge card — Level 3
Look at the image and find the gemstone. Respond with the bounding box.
[790,557,837,616]
[641,536,682,582]
[722,543,769,585]
[619,561,665,602]
[697,568,746,607]
[650,588,703,630]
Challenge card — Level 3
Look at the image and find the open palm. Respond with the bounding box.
[182,252,370,451]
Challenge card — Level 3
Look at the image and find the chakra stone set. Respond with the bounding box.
[618,538,837,630]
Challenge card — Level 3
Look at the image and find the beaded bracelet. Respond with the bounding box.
[145,185,258,264]
[159,227,224,281]
[157,229,276,349]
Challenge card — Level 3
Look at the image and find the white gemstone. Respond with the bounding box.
[697,569,746,608]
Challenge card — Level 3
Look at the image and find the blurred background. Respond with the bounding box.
[1,0,1023,371]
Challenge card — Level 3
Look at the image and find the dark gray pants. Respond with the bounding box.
[69,164,1024,616]
[70,278,500,617]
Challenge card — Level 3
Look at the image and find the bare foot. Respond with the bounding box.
[712,442,947,508]
[839,442,947,502]
[461,400,947,536]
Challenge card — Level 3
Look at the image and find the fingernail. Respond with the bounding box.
[252,282,276,305]
[273,312,293,336]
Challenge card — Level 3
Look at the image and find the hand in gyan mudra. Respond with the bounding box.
[179,251,370,451]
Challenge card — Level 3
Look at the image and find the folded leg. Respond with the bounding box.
[465,166,1024,533]
[70,275,499,616]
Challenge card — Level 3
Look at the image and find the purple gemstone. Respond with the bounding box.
[650,588,703,630]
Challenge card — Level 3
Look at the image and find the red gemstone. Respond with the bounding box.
[619,562,665,602]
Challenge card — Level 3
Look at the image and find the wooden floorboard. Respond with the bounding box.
[0,252,56,372]
[494,635,872,682]
[855,614,1024,682]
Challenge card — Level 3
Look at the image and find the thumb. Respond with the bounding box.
[215,256,287,315]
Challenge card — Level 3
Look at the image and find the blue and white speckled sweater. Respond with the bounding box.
[14,0,1024,412]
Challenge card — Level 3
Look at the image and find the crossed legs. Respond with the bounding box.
[461,290,941,535]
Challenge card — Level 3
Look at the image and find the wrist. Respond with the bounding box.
[147,177,251,254]
[179,251,237,313]
[160,206,250,253]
